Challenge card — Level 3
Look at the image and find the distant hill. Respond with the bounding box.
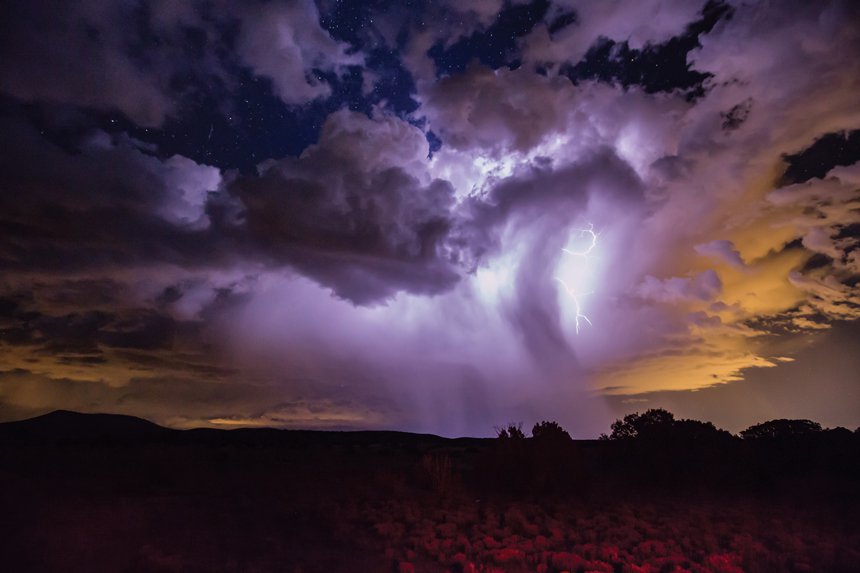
[0,410,485,448]
[0,410,171,442]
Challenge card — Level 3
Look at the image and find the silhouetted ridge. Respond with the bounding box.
[0,410,479,446]
[0,410,170,441]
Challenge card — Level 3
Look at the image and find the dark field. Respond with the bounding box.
[1,412,858,572]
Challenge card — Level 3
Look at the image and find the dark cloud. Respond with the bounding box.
[0,294,36,346]
[0,272,224,392]
[2,304,180,356]
[0,367,393,431]
[0,0,189,126]
[155,285,184,307]
[231,110,461,304]
[720,98,752,131]
[0,0,362,126]
[98,310,177,350]
[34,311,110,355]
[0,117,231,273]
[0,109,465,309]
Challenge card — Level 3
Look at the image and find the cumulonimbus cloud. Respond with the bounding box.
[0,0,858,436]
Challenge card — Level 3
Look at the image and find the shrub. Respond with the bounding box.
[532,420,572,442]
[421,453,453,497]
[496,423,525,440]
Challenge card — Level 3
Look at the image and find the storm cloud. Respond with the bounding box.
[0,0,858,436]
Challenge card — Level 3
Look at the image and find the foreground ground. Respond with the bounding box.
[1,413,858,572]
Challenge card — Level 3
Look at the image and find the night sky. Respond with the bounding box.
[1,0,858,437]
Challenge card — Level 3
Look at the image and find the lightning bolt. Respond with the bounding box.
[556,224,598,334]
[561,223,598,257]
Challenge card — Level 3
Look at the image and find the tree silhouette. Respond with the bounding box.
[671,419,734,442]
[605,410,735,443]
[531,420,572,442]
[495,422,525,440]
[740,419,822,439]
[607,409,676,440]
[529,421,577,492]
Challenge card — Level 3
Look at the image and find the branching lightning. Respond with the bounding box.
[556,224,598,334]
[554,278,592,334]
[561,223,598,257]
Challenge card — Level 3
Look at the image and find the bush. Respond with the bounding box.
[495,423,525,440]
[421,453,453,497]
[532,420,572,442]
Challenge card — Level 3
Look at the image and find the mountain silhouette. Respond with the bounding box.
[0,410,463,447]
[0,410,170,441]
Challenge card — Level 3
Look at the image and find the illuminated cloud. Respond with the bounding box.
[236,0,363,105]
[522,0,707,68]
[636,271,722,303]
[694,240,746,269]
